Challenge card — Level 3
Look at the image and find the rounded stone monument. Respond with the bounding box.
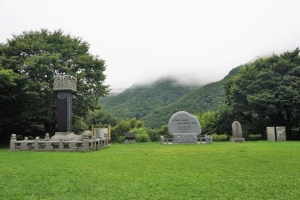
[168,111,201,143]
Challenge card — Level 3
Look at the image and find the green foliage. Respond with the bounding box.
[84,109,117,128]
[0,29,108,138]
[248,134,262,141]
[214,105,234,135]
[27,136,34,140]
[111,118,145,142]
[212,133,229,142]
[141,78,229,128]
[16,135,23,141]
[0,66,24,143]
[100,77,195,120]
[130,127,151,142]
[117,136,125,143]
[146,124,168,141]
[194,110,216,135]
[224,48,300,139]
[72,116,88,134]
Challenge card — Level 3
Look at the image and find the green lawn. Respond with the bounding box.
[0,141,300,200]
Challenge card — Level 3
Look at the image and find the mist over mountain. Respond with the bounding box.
[99,76,200,119]
[99,66,241,128]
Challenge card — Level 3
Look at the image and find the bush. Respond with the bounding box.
[117,136,125,143]
[16,135,23,141]
[146,128,159,141]
[249,134,262,141]
[136,132,151,142]
[146,126,168,142]
[212,133,228,142]
[131,127,151,142]
[27,136,34,140]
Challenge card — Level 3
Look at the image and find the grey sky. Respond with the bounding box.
[1,0,300,93]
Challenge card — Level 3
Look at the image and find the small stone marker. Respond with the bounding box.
[168,111,201,143]
[231,121,245,142]
[124,132,136,144]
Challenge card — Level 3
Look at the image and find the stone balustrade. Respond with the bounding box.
[10,133,108,152]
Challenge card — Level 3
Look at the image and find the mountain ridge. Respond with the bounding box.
[99,66,241,128]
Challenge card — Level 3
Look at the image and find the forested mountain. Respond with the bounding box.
[99,67,241,128]
[141,67,240,128]
[99,77,199,119]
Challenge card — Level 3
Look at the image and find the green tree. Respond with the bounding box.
[111,118,144,142]
[1,29,108,136]
[84,109,117,128]
[224,48,300,139]
[194,110,216,135]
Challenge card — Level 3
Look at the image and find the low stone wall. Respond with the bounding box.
[160,135,213,144]
[10,133,108,152]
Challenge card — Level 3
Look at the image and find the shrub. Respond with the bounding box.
[136,132,151,142]
[117,136,125,143]
[16,135,23,141]
[219,134,229,141]
[131,127,151,142]
[146,128,159,142]
[27,136,34,140]
[249,134,262,141]
[146,126,168,142]
[212,133,228,142]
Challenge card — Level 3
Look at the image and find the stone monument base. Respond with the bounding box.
[231,138,245,142]
[173,133,197,144]
[124,139,136,144]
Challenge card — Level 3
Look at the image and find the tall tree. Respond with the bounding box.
[225,48,300,139]
[1,29,108,136]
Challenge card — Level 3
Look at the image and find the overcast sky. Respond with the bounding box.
[1,0,300,92]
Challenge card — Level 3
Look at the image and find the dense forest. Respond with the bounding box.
[99,77,197,120]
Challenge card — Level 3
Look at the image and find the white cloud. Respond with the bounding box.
[1,0,300,90]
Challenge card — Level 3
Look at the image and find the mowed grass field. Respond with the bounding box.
[0,141,300,200]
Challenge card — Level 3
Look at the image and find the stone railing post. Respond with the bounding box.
[10,134,17,150]
[34,137,39,150]
[59,139,64,150]
[45,133,49,141]
[83,133,89,151]
[160,136,164,144]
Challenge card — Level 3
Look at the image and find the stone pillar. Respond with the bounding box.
[83,133,89,151]
[45,133,49,141]
[59,139,64,150]
[53,74,77,132]
[10,134,17,151]
[34,137,39,150]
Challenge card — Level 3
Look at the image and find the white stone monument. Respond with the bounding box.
[168,111,201,144]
